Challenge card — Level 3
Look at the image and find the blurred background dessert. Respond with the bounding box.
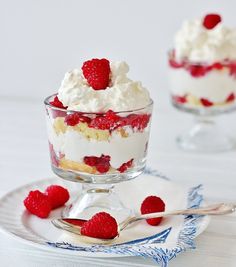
[168,13,236,152]
[169,13,236,111]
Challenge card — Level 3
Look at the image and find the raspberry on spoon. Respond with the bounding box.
[81,212,118,239]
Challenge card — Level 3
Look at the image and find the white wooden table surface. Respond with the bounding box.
[0,96,236,267]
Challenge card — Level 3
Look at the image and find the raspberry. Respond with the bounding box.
[226,93,235,103]
[24,190,52,218]
[89,110,121,130]
[49,96,67,118]
[45,185,70,209]
[65,113,91,126]
[105,110,121,124]
[96,164,110,173]
[126,114,151,131]
[169,58,185,68]
[229,62,236,76]
[173,95,187,104]
[200,98,213,107]
[118,159,134,173]
[89,116,111,130]
[83,156,99,166]
[84,154,111,174]
[89,111,150,132]
[212,62,223,70]
[188,65,208,77]
[82,58,111,90]
[140,196,165,226]
[81,212,118,239]
[49,143,58,167]
[203,14,222,30]
[50,96,67,109]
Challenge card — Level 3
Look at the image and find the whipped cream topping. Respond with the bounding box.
[174,18,236,63]
[57,61,150,113]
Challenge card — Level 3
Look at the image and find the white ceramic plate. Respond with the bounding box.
[0,171,210,263]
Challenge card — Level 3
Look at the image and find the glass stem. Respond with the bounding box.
[194,115,214,125]
[81,184,114,194]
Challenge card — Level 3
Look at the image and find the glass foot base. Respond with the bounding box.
[62,184,132,224]
[177,118,235,152]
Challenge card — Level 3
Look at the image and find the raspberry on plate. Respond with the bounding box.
[45,185,70,209]
[81,212,118,239]
[140,196,165,226]
[203,13,222,30]
[24,190,52,218]
[82,58,111,90]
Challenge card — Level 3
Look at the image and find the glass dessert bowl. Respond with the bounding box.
[168,13,236,152]
[44,58,153,222]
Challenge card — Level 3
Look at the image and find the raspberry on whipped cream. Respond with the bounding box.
[82,58,111,90]
[203,14,222,30]
[169,14,236,109]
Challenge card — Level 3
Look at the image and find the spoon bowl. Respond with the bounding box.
[51,218,118,244]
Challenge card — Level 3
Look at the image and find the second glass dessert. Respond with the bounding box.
[168,14,236,152]
[45,59,153,222]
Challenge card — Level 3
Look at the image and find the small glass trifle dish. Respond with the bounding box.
[44,58,153,222]
[168,13,236,152]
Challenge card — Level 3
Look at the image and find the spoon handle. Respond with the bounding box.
[119,203,235,231]
[139,203,234,220]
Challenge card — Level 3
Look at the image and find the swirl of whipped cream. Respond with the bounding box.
[174,18,236,63]
[57,61,150,113]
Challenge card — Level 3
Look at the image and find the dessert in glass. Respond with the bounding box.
[168,14,236,151]
[44,59,153,222]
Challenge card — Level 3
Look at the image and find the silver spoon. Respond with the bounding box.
[52,203,236,244]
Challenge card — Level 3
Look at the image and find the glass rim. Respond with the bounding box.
[44,93,154,115]
[168,48,236,66]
